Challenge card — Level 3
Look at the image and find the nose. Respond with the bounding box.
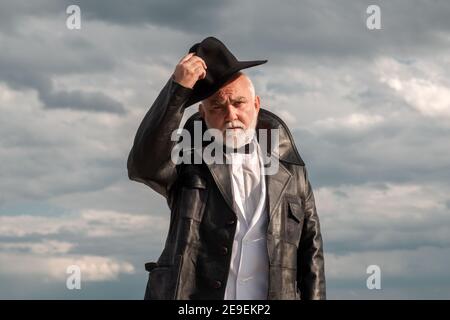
[224,104,238,122]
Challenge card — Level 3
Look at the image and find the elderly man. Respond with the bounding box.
[127,37,326,300]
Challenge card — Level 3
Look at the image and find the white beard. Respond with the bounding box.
[206,115,257,149]
[223,125,256,148]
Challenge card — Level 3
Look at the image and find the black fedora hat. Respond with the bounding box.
[183,36,267,107]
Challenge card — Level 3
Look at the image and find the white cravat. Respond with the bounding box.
[224,135,269,300]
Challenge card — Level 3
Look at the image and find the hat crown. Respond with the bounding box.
[184,36,267,107]
[189,37,238,77]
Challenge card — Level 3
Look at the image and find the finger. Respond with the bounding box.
[178,52,195,64]
[188,55,207,69]
[194,66,207,79]
[200,69,207,79]
[184,55,207,70]
[185,59,207,71]
[192,65,206,80]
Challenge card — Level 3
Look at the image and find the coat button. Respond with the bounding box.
[220,246,228,255]
[226,218,236,225]
[212,280,222,289]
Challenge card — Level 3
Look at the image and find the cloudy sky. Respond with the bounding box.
[1,0,450,299]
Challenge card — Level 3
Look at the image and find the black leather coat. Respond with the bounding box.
[127,78,326,300]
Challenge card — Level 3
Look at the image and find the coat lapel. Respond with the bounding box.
[188,109,302,220]
[205,161,237,215]
[265,161,292,220]
[202,146,293,221]
[204,157,292,221]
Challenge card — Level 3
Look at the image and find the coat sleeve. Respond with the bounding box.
[297,166,326,299]
[127,77,193,198]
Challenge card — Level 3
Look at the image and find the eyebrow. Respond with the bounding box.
[233,96,247,102]
[210,96,247,106]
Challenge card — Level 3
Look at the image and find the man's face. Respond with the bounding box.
[199,73,260,147]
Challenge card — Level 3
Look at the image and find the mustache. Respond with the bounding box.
[223,121,245,130]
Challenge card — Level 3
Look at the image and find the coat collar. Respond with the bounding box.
[182,108,304,218]
[183,108,304,165]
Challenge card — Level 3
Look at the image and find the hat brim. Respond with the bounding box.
[184,59,267,108]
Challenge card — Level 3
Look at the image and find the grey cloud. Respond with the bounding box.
[40,89,126,113]
[0,274,145,299]
[2,67,125,114]
[210,0,450,65]
[0,0,60,31]
[0,6,124,114]
[4,0,450,63]
[0,104,128,203]
[287,62,450,189]
[63,0,226,33]
[294,117,450,188]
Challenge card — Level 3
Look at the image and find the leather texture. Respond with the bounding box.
[127,78,326,300]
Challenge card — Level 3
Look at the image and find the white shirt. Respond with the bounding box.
[224,135,269,300]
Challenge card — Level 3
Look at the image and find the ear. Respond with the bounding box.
[254,95,261,113]
[199,103,205,119]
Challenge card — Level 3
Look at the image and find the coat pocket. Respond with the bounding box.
[144,254,184,300]
[285,197,305,246]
